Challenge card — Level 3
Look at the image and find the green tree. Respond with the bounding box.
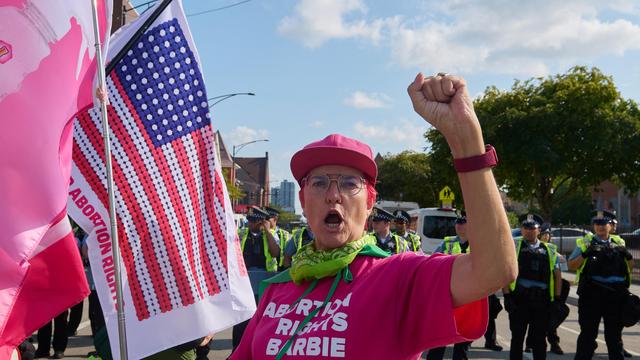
[266,204,301,226]
[376,151,443,207]
[221,168,245,201]
[427,66,640,221]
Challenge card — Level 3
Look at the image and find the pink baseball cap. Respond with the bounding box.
[290,134,378,185]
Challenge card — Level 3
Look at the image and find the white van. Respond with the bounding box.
[408,207,458,254]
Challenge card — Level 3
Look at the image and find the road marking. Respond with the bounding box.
[496,334,533,360]
[77,319,91,331]
[558,324,640,356]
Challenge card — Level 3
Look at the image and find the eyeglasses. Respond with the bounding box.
[302,174,366,196]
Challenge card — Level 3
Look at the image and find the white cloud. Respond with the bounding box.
[344,91,391,108]
[226,126,270,149]
[277,0,393,48]
[280,0,640,76]
[353,119,428,150]
[387,0,640,76]
[309,120,324,128]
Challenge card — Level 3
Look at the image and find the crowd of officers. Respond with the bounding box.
[235,205,638,359]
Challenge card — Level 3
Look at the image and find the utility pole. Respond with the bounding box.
[111,0,125,33]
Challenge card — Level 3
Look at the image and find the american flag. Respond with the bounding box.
[73,18,230,321]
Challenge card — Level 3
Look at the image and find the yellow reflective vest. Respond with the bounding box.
[509,237,557,301]
[398,231,422,252]
[441,236,468,255]
[239,228,278,272]
[575,233,630,287]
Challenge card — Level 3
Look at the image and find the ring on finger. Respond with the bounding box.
[436,72,449,77]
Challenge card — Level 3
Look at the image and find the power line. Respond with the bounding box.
[187,0,252,17]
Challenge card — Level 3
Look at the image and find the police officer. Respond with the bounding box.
[428,211,502,360]
[282,226,315,268]
[526,225,570,355]
[232,206,281,350]
[264,206,291,269]
[393,210,422,252]
[568,210,633,360]
[503,214,561,360]
[370,207,409,255]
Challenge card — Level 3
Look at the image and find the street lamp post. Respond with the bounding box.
[208,92,255,108]
[232,139,269,209]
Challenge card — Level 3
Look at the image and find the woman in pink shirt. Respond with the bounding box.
[230,73,518,359]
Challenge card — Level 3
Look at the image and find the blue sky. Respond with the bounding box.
[131,0,640,212]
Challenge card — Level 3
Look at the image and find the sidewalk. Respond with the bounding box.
[561,271,640,306]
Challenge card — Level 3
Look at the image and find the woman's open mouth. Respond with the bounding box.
[324,210,344,229]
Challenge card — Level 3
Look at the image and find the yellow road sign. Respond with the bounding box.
[439,186,455,201]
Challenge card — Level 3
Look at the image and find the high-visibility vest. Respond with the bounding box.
[575,233,630,287]
[398,231,422,252]
[291,227,311,253]
[272,227,290,267]
[441,236,468,255]
[373,232,408,254]
[239,228,278,272]
[509,237,557,301]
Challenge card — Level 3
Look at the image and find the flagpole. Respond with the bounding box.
[105,0,174,75]
[90,0,129,358]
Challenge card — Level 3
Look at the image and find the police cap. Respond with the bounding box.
[455,210,467,224]
[371,207,394,222]
[540,224,551,235]
[247,206,269,222]
[264,206,280,219]
[590,210,616,225]
[519,213,544,229]
[394,210,410,223]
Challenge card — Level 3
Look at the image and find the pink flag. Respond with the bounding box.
[0,0,111,356]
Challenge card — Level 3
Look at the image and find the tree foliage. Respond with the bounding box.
[266,204,301,225]
[221,168,245,201]
[427,66,640,221]
[376,151,446,207]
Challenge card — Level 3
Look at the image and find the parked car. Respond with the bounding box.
[620,228,640,248]
[550,227,591,255]
[407,207,458,254]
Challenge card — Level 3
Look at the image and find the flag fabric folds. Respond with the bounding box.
[67,1,255,358]
[0,0,112,357]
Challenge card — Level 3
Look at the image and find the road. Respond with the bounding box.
[32,277,640,359]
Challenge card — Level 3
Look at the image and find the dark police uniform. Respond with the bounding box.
[370,207,409,255]
[428,211,501,360]
[264,206,291,269]
[505,214,559,360]
[571,210,632,360]
[233,206,280,350]
[393,210,422,252]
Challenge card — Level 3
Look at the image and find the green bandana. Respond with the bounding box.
[289,234,376,284]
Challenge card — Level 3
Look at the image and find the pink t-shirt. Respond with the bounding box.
[230,253,488,359]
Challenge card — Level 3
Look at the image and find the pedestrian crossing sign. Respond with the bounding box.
[439,186,455,201]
